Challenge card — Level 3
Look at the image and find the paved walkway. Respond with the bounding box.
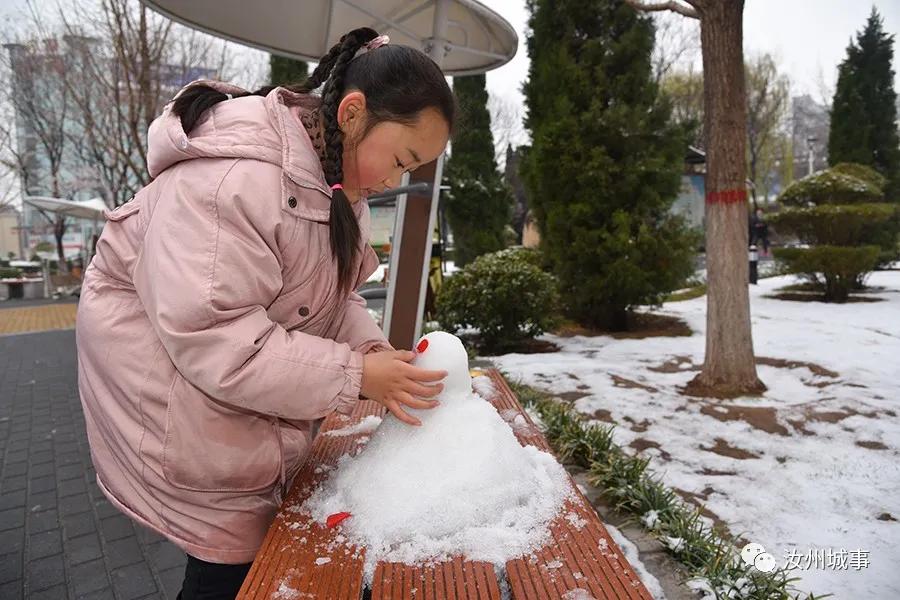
[0,299,79,336]
[0,328,187,600]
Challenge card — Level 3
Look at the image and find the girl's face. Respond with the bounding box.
[336,91,450,203]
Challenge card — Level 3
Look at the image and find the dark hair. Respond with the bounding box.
[172,27,456,297]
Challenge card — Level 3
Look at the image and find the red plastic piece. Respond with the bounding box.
[416,339,429,353]
[326,512,352,528]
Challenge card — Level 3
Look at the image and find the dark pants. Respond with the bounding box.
[176,554,253,600]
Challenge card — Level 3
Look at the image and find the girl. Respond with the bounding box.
[75,27,455,599]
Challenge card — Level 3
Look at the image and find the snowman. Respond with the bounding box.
[304,331,572,576]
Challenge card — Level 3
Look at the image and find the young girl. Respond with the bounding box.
[75,27,455,599]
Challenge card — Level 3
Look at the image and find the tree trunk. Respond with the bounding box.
[685,0,766,398]
[54,217,68,275]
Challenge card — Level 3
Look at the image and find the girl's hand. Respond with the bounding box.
[360,350,446,426]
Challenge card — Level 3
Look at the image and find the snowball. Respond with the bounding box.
[304,331,572,580]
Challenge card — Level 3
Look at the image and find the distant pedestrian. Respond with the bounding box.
[750,207,770,256]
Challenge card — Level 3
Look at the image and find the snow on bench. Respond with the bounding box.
[236,368,652,599]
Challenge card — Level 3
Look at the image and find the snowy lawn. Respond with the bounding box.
[491,271,900,599]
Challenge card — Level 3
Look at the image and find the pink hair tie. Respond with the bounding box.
[352,35,390,60]
[331,183,343,191]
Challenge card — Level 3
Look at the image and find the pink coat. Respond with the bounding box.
[76,80,392,564]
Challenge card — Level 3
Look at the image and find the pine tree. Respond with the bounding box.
[523,0,697,330]
[270,55,308,86]
[444,74,512,267]
[829,8,900,198]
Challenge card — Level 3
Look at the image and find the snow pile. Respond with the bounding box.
[492,271,900,598]
[304,331,572,578]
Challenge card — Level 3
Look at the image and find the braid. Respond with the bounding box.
[316,27,379,297]
[171,27,384,299]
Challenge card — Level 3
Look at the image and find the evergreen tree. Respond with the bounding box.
[523,0,696,330]
[444,74,512,267]
[270,55,309,86]
[828,8,900,198]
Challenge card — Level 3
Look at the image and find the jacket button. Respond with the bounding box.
[298,306,310,317]
[288,196,297,208]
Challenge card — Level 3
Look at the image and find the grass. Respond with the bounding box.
[505,376,832,600]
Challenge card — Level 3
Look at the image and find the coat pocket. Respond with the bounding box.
[162,372,282,492]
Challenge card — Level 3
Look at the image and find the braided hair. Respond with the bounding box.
[172,27,455,298]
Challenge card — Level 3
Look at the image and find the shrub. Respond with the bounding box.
[0,268,22,279]
[830,162,888,192]
[773,246,881,302]
[436,247,559,352]
[778,169,882,206]
[774,163,897,301]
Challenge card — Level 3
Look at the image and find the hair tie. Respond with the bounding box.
[331,183,343,191]
[352,34,390,60]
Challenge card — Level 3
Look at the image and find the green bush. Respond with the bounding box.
[774,246,881,302]
[774,163,897,301]
[767,203,897,246]
[778,169,883,206]
[830,162,888,192]
[436,247,560,352]
[0,268,22,279]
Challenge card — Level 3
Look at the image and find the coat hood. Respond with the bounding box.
[147,80,333,199]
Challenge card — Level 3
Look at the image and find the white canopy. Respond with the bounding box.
[140,0,517,75]
[23,196,107,221]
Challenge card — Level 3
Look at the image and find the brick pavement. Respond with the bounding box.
[0,329,188,599]
[0,299,79,336]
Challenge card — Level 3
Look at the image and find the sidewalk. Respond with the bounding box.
[0,328,187,600]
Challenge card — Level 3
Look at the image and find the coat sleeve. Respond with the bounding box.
[132,159,364,421]
[329,291,394,356]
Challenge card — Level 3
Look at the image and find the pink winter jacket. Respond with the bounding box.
[75,80,392,564]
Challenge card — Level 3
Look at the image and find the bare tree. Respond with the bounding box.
[651,9,700,84]
[660,63,704,147]
[626,0,766,398]
[746,53,789,207]
[0,37,77,269]
[488,92,526,171]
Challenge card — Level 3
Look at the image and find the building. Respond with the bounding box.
[791,94,830,180]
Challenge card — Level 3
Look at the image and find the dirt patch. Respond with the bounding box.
[786,418,815,436]
[610,374,659,393]
[648,355,697,374]
[698,467,738,476]
[856,440,889,450]
[623,415,652,432]
[629,438,672,461]
[700,437,761,460]
[590,408,614,423]
[557,390,592,403]
[756,356,839,378]
[554,313,692,339]
[699,403,790,436]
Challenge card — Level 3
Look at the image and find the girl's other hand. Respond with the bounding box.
[360,350,446,426]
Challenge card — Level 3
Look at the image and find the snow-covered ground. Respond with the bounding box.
[491,271,900,600]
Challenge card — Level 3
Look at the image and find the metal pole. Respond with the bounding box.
[382,0,450,348]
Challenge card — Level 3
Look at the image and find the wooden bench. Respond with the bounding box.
[237,368,653,599]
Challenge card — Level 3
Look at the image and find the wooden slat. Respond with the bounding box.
[370,558,500,599]
[484,369,653,600]
[236,401,384,599]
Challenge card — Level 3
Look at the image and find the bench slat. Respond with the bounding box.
[237,401,385,599]
[485,370,653,600]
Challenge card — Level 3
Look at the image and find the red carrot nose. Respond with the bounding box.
[326,512,352,528]
[416,339,429,353]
